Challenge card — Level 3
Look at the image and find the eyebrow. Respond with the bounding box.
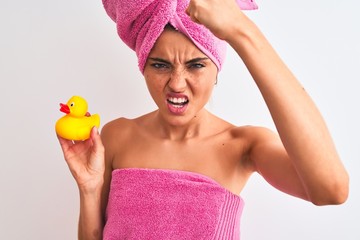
[185,57,209,64]
[148,57,210,65]
[148,58,171,64]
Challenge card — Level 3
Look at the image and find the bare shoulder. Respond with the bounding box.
[101,117,134,140]
[231,125,279,143]
[100,113,153,149]
[100,117,136,154]
[235,125,288,169]
[101,117,135,131]
[230,125,283,162]
[208,114,279,148]
[232,125,286,175]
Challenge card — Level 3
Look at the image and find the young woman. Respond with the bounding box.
[58,0,349,239]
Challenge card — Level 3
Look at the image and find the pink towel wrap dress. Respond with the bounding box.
[103,168,244,239]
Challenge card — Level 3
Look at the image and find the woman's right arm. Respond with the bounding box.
[58,126,111,240]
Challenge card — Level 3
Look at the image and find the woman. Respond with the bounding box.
[58,0,349,239]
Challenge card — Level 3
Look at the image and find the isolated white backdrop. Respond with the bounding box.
[0,0,359,239]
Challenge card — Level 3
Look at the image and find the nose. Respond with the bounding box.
[168,68,187,92]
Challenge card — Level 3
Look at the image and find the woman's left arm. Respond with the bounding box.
[187,0,349,205]
[233,18,349,204]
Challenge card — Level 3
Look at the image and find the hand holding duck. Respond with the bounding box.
[55,96,100,141]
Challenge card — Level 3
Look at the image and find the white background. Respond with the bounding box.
[0,0,359,239]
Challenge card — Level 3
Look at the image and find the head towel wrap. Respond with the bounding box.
[102,0,258,73]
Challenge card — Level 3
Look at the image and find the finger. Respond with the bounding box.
[57,134,74,152]
[90,127,105,154]
[185,4,201,24]
[185,5,191,16]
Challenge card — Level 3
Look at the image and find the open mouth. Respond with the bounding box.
[166,96,189,114]
[167,97,189,108]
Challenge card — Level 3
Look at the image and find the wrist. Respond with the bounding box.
[224,14,263,52]
[78,177,104,196]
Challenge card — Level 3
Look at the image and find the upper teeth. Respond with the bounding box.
[168,97,188,104]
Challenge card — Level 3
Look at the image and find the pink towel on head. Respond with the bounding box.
[102,0,258,73]
[103,168,245,239]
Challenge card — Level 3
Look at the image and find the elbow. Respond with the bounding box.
[310,173,349,206]
[311,190,348,206]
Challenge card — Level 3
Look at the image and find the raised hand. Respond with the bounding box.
[186,0,244,40]
[58,126,105,193]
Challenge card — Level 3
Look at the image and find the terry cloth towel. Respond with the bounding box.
[102,0,258,73]
[103,168,245,240]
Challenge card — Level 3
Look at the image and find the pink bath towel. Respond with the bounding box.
[102,0,258,72]
[103,168,245,239]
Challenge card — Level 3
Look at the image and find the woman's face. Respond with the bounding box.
[143,29,218,126]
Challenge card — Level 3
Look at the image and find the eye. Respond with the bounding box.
[151,63,169,69]
[70,102,75,107]
[188,63,205,69]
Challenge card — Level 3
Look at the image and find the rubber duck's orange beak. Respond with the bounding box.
[60,103,70,114]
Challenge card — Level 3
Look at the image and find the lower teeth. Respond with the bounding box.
[173,104,183,108]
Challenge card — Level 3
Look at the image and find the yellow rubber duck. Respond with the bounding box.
[55,96,100,141]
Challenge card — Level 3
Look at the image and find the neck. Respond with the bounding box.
[154,109,211,141]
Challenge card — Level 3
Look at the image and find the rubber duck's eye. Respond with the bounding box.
[70,102,75,107]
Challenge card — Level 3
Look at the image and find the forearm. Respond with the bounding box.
[227,14,348,204]
[78,186,104,240]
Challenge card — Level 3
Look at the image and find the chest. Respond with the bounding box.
[111,133,251,194]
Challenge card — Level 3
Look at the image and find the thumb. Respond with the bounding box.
[90,126,105,155]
